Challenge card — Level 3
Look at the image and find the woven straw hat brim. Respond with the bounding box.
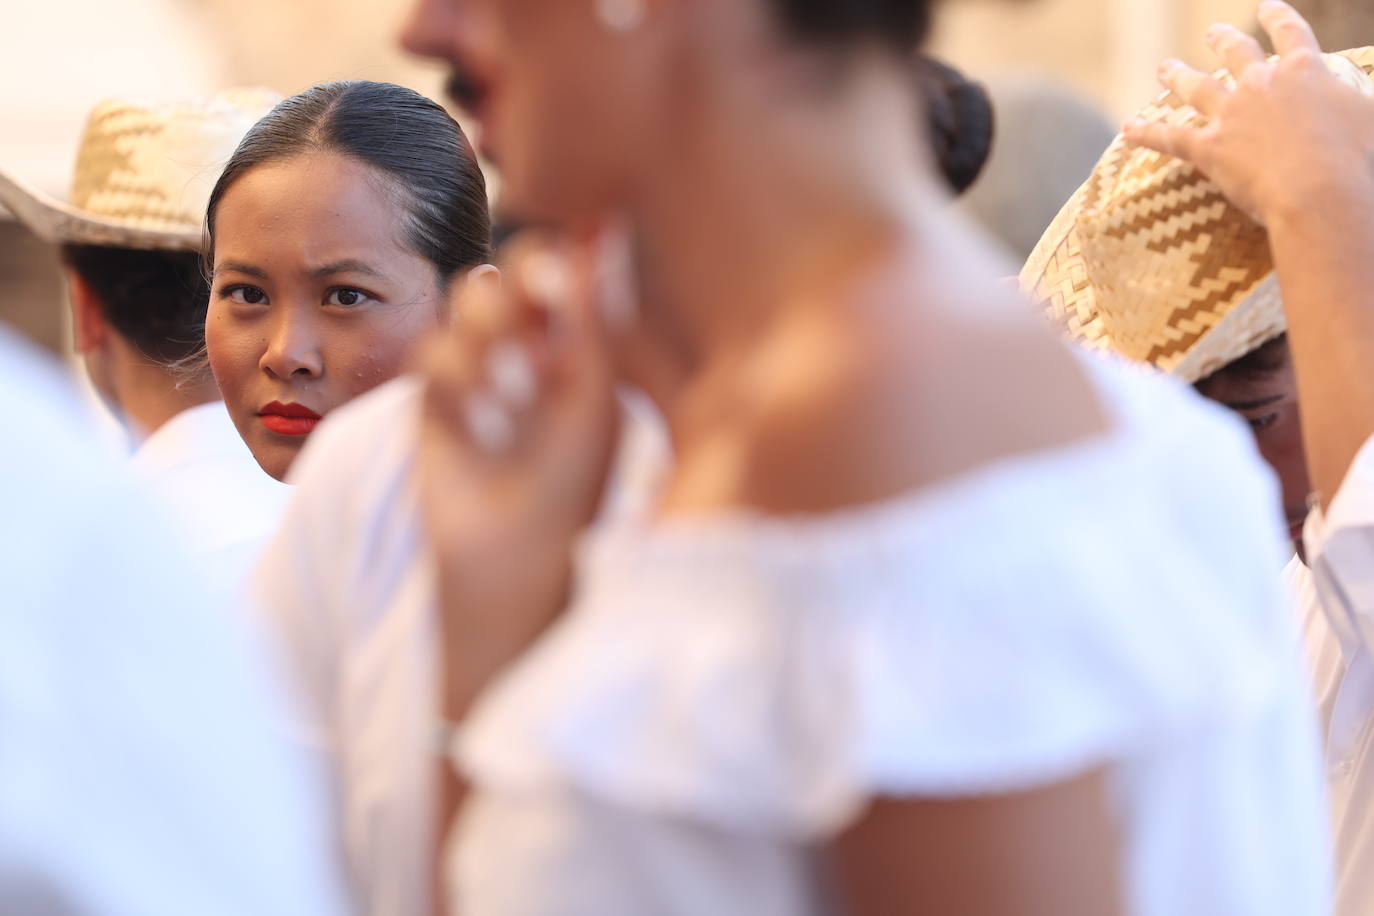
[1022,47,1374,384]
[0,167,204,252]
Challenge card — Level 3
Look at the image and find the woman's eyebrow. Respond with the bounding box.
[217,260,269,278]
[311,259,386,279]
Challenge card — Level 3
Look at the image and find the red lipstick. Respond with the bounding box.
[258,401,323,436]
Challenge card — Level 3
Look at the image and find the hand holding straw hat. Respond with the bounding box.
[0,88,281,251]
[1021,5,1374,384]
[1123,1,1374,228]
[1027,0,1374,509]
[1126,0,1374,512]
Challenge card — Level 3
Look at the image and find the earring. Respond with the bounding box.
[596,0,646,33]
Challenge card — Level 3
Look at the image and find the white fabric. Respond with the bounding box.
[1303,436,1374,916]
[1286,557,1348,744]
[134,400,291,605]
[0,327,348,914]
[450,355,1331,915]
[255,375,669,916]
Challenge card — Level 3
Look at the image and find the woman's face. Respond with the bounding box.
[206,151,446,480]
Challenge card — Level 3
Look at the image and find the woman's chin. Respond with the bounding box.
[248,438,305,483]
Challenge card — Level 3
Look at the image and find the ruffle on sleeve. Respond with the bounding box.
[455,369,1292,840]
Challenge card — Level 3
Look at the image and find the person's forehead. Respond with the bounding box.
[214,155,413,262]
[1195,366,1292,405]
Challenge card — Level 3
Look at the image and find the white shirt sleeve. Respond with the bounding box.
[1305,434,1374,661]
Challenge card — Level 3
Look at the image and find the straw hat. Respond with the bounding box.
[0,88,280,252]
[1021,48,1374,383]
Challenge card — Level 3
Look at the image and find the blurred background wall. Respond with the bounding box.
[5,0,1374,352]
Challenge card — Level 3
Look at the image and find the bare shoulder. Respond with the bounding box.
[830,768,1123,916]
[663,284,1109,516]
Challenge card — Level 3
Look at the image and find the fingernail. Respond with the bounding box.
[1158,58,1181,75]
[520,247,572,311]
[595,220,638,331]
[464,391,516,454]
[487,342,537,408]
[1205,24,1224,45]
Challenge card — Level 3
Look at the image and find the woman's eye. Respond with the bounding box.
[1248,412,1280,432]
[326,288,371,307]
[226,285,268,305]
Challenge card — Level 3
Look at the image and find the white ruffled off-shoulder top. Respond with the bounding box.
[447,356,1331,916]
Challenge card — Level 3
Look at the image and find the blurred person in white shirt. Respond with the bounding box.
[0,89,289,599]
[252,51,996,913]
[0,322,348,914]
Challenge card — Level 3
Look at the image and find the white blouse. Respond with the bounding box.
[255,377,671,916]
[449,356,1332,915]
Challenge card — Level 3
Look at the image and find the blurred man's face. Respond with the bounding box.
[1195,342,1311,551]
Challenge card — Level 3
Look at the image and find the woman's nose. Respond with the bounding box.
[260,309,324,381]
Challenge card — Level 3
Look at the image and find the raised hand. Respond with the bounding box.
[1126,1,1374,510]
[1123,0,1374,227]
[417,230,623,717]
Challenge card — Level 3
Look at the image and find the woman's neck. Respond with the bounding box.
[623,52,948,383]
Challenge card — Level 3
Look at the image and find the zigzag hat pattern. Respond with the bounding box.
[1021,48,1374,383]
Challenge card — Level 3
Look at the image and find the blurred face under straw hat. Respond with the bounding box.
[0,88,281,252]
[1020,48,1374,548]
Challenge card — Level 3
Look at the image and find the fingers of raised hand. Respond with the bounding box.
[1158,59,1230,117]
[587,218,640,334]
[425,268,547,457]
[418,332,472,438]
[1257,0,1322,61]
[424,335,543,457]
[1121,119,1199,165]
[1206,23,1266,79]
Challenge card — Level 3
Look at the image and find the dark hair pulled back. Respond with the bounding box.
[61,244,209,365]
[205,80,491,287]
[774,0,932,53]
[919,57,994,194]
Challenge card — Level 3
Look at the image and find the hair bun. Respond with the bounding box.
[918,56,994,195]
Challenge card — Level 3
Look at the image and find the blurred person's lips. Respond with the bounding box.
[258,401,323,436]
[445,67,488,116]
[445,57,501,163]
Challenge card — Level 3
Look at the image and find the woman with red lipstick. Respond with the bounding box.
[203,80,491,481]
[409,0,1329,912]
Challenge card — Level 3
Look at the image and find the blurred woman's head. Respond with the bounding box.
[402,0,936,228]
[204,80,490,480]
